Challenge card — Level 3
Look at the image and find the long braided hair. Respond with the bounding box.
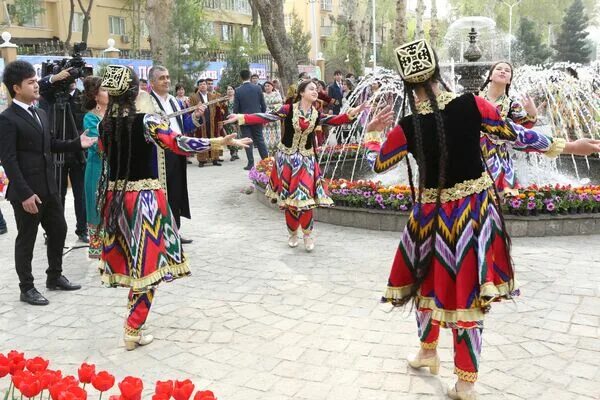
[479,61,513,96]
[96,68,140,235]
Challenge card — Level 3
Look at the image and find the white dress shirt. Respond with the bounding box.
[12,98,42,126]
[152,91,182,135]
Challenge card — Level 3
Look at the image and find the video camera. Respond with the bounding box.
[41,42,93,98]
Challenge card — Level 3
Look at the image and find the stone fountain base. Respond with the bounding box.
[254,186,600,237]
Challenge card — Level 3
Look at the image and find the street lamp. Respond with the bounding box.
[498,0,522,62]
[307,0,319,62]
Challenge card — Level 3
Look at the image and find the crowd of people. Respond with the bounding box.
[1,36,600,400]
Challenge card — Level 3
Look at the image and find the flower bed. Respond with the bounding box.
[0,351,217,400]
[249,158,600,215]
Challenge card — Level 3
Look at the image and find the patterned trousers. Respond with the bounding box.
[285,209,314,235]
[124,288,155,336]
[416,308,482,383]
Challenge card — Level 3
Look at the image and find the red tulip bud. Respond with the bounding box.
[18,372,42,398]
[154,380,174,398]
[172,380,194,400]
[26,357,50,373]
[0,354,10,378]
[77,363,96,384]
[91,371,115,393]
[193,391,216,400]
[59,386,88,400]
[118,376,143,400]
[38,369,63,390]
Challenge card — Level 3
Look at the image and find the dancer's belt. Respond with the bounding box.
[108,179,162,191]
[420,173,493,204]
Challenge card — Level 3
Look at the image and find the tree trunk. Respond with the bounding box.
[65,0,75,53]
[345,0,363,74]
[415,0,425,39]
[394,0,407,44]
[76,0,94,45]
[145,0,173,64]
[429,0,438,46]
[248,0,296,92]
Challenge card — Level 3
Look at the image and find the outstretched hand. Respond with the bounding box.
[348,101,369,118]
[223,114,238,125]
[366,105,394,133]
[563,138,600,156]
[520,94,538,117]
[223,134,252,148]
[79,130,98,149]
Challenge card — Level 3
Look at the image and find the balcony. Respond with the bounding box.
[320,25,333,37]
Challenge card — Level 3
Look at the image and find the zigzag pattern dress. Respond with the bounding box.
[99,114,214,292]
[369,93,566,326]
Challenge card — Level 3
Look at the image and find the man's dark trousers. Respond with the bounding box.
[11,193,67,292]
[58,162,87,237]
[241,125,268,166]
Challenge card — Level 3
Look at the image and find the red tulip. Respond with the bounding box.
[77,363,96,384]
[172,380,194,400]
[155,380,174,398]
[8,354,26,375]
[19,374,42,398]
[39,369,63,390]
[0,354,9,378]
[7,350,24,360]
[50,376,79,400]
[92,371,115,392]
[193,391,216,400]
[118,376,143,400]
[152,395,170,400]
[108,396,122,400]
[26,357,50,373]
[59,386,88,400]
[12,370,28,391]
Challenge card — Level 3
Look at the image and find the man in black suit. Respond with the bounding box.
[0,61,96,305]
[327,70,344,115]
[234,69,268,170]
[38,74,88,243]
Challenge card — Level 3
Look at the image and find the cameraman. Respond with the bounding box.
[38,68,88,243]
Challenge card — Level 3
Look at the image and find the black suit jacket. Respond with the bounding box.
[328,81,343,114]
[0,103,82,202]
[234,82,267,114]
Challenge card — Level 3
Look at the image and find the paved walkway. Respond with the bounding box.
[0,160,599,400]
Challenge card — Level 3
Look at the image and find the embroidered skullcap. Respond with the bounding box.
[394,39,437,84]
[101,65,133,96]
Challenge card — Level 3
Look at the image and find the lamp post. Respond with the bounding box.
[498,0,522,62]
[372,0,376,69]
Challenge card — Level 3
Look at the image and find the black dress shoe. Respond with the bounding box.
[77,234,89,243]
[20,288,49,306]
[198,162,205,168]
[46,276,82,291]
[243,165,253,171]
[212,161,222,166]
[180,236,193,244]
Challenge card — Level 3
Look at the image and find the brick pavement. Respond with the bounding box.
[0,160,598,399]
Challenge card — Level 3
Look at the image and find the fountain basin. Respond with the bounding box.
[253,185,600,237]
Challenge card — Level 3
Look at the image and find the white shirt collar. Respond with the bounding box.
[12,98,34,112]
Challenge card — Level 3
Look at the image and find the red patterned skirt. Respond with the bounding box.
[99,179,190,292]
[383,185,519,329]
[266,150,333,211]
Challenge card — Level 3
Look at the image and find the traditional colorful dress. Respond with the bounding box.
[83,112,103,258]
[99,110,220,336]
[479,91,539,191]
[237,103,354,235]
[263,91,283,155]
[366,92,564,383]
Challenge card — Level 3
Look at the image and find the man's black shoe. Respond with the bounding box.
[212,161,222,166]
[46,276,82,291]
[77,234,89,243]
[180,236,193,244]
[243,165,253,171]
[0,226,7,235]
[20,288,49,306]
[198,162,205,168]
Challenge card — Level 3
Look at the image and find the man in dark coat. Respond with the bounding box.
[0,60,96,305]
[327,70,344,115]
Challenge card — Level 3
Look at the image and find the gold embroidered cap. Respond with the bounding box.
[101,65,133,96]
[394,39,437,84]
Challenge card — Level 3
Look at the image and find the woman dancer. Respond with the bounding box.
[365,40,600,399]
[97,65,251,350]
[262,81,283,155]
[225,80,366,251]
[479,61,541,192]
[82,76,108,259]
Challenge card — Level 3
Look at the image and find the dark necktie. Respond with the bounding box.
[168,98,184,131]
[28,106,42,128]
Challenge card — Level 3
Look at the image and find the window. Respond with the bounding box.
[205,21,215,37]
[241,26,249,42]
[109,16,126,35]
[221,23,233,41]
[321,0,332,12]
[203,0,219,8]
[72,12,84,32]
[8,0,44,28]
[284,14,293,30]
